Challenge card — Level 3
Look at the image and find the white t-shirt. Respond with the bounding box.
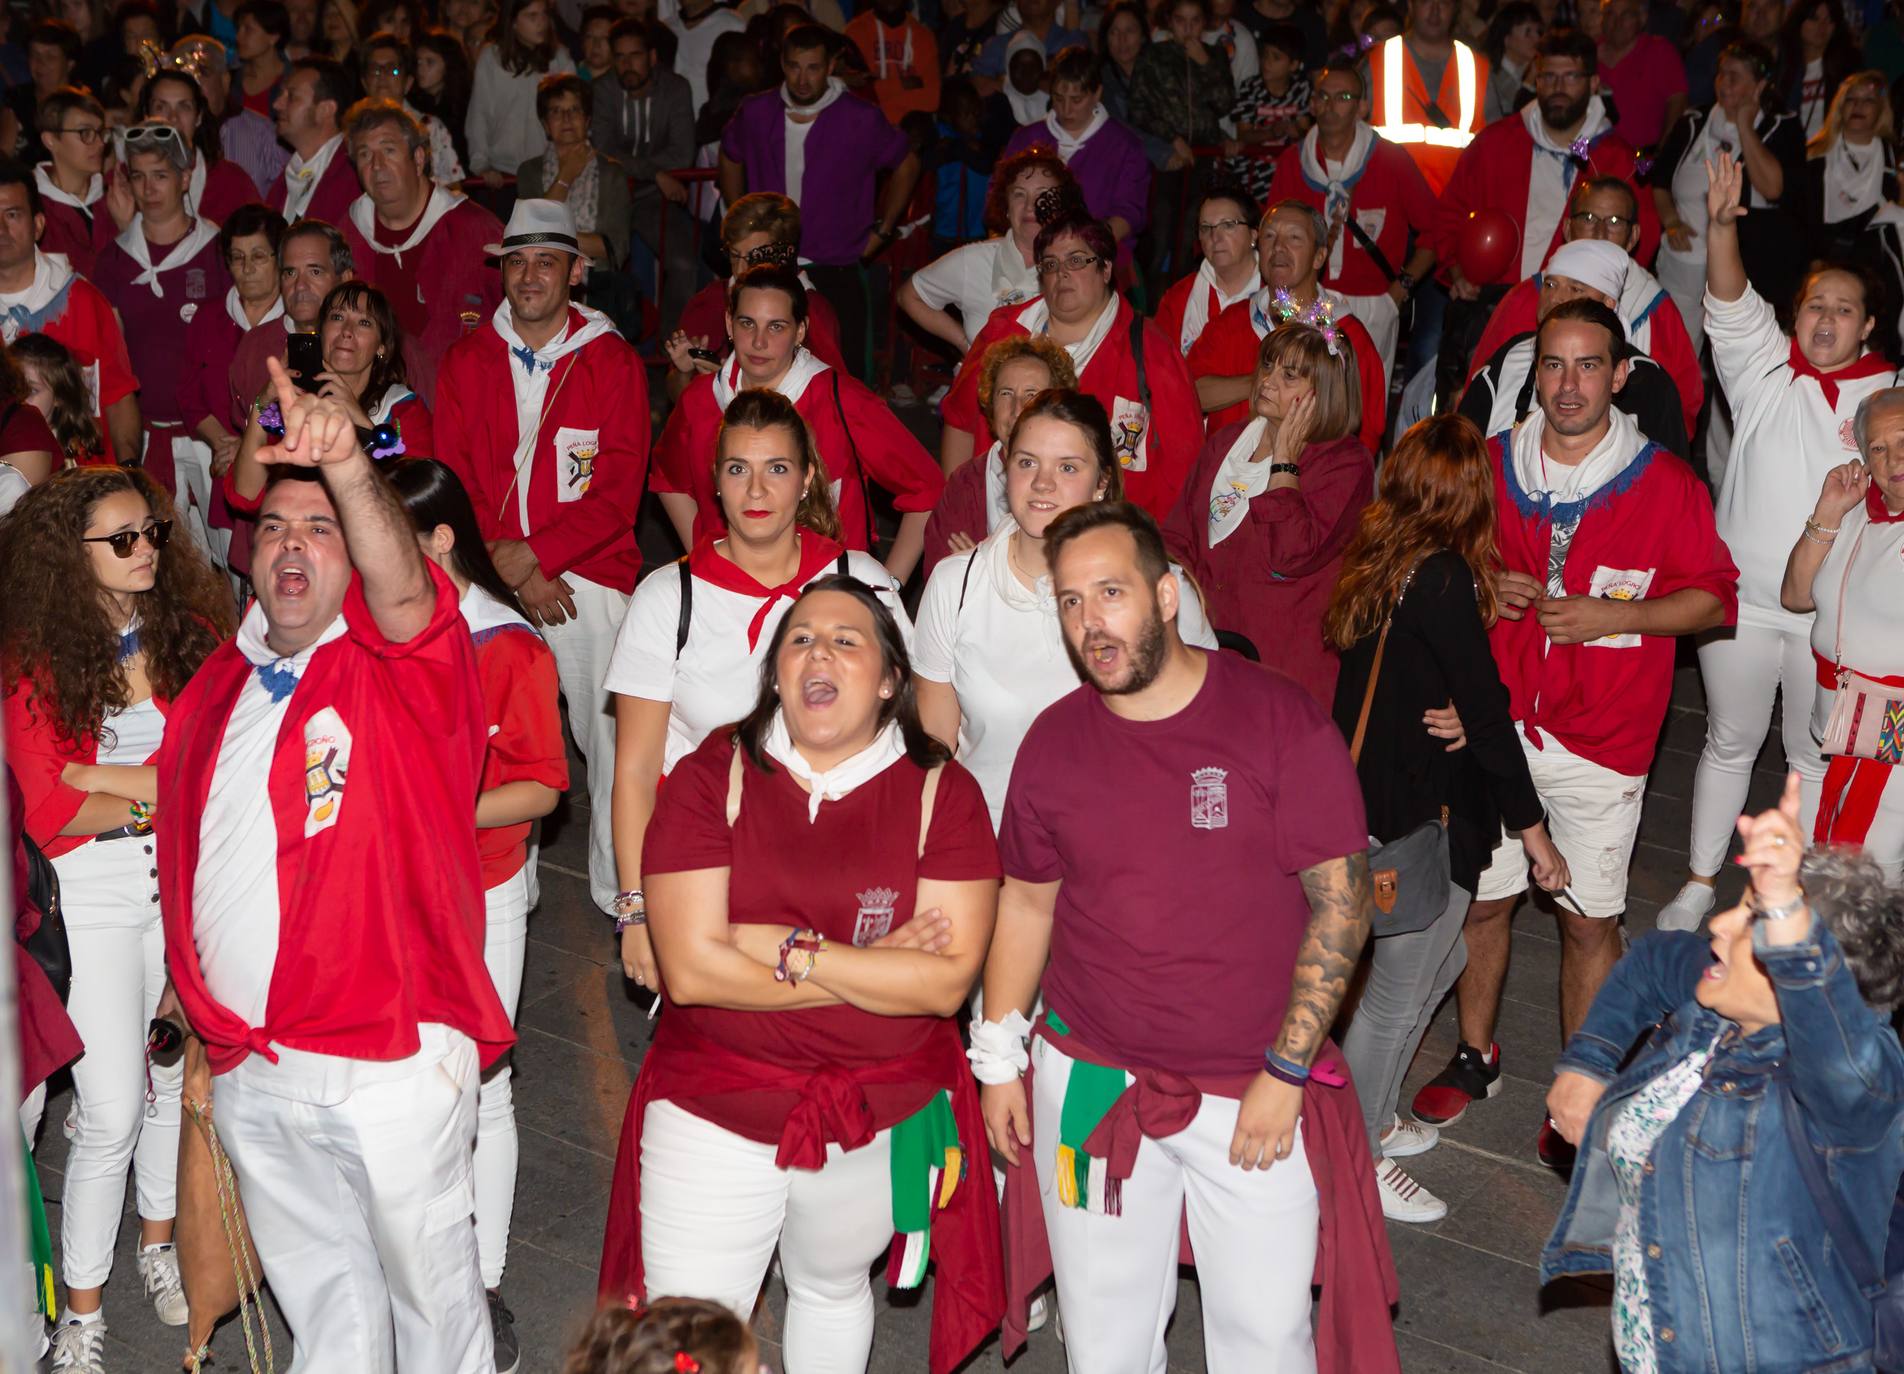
[911,522,1219,825]
[603,549,910,775]
[0,462,28,516]
[669,8,747,114]
[909,237,1039,345]
[1810,500,1904,740]
[97,696,165,766]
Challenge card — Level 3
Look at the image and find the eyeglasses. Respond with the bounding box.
[1569,209,1634,232]
[1535,70,1589,87]
[1198,217,1249,236]
[367,62,403,77]
[50,125,104,142]
[1312,88,1359,105]
[1036,251,1102,277]
[81,520,173,558]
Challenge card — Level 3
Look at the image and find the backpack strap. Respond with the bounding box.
[1128,309,1149,411]
[675,558,693,659]
[917,764,944,860]
[957,545,980,614]
[1777,1077,1887,1299]
[836,550,850,576]
[831,372,877,554]
[725,742,744,827]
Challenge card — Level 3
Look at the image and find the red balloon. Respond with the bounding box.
[1456,209,1521,286]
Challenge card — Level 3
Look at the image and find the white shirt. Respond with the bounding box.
[909,237,1040,345]
[1810,499,1904,730]
[911,523,1218,825]
[0,462,28,516]
[97,696,165,766]
[668,7,746,114]
[603,550,909,775]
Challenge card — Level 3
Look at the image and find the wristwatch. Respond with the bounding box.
[1752,893,1807,923]
[1269,462,1301,476]
[1394,270,1418,297]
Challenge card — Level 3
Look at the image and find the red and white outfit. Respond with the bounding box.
[1808,486,1904,878]
[266,133,358,226]
[943,294,1202,522]
[598,721,1005,1374]
[435,301,649,917]
[460,583,568,1292]
[34,166,114,279]
[1478,409,1739,914]
[344,187,506,404]
[180,285,284,568]
[674,276,850,375]
[158,569,513,1371]
[0,249,137,463]
[603,531,908,775]
[1153,259,1261,359]
[4,670,179,1293]
[1688,286,1899,880]
[1187,287,1387,456]
[653,347,944,552]
[1267,123,1439,390]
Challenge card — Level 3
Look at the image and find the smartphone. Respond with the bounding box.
[285,333,324,393]
[687,346,722,365]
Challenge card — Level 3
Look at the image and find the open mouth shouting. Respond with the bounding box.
[800,673,839,709]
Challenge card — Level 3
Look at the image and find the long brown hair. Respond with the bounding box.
[1323,414,1499,651]
[0,466,233,748]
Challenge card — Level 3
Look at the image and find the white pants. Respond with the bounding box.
[640,1099,895,1373]
[1339,290,1400,397]
[21,1082,45,1146]
[475,865,529,1290]
[1476,729,1647,917]
[216,1035,491,1373]
[53,835,180,1289]
[538,573,629,913]
[169,434,224,569]
[1690,621,1826,876]
[1031,1037,1319,1374]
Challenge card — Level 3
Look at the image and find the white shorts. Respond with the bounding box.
[1474,727,1647,918]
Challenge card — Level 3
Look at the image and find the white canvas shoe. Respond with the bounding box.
[1656,881,1717,933]
[1375,1159,1449,1224]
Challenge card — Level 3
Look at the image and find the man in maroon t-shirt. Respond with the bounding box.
[973,502,1395,1371]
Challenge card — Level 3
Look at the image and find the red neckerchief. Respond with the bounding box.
[686,528,847,649]
[1867,482,1904,524]
[1788,340,1896,411]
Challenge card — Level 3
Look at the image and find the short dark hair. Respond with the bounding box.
[1045,500,1172,590]
[1047,44,1101,90]
[219,202,287,258]
[1032,212,1116,269]
[1198,182,1259,229]
[1005,388,1124,500]
[38,87,105,136]
[294,55,357,119]
[728,262,809,326]
[28,20,82,62]
[0,159,44,219]
[280,216,353,274]
[1536,296,1627,357]
[608,15,649,47]
[234,0,289,40]
[781,21,832,57]
[581,3,618,27]
[344,97,427,153]
[1536,26,1597,74]
[1573,173,1640,224]
[536,71,592,121]
[1720,37,1775,82]
[1258,20,1305,62]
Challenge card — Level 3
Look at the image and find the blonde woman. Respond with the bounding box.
[1803,69,1896,261]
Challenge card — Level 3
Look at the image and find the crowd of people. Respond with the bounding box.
[1,0,1904,1371]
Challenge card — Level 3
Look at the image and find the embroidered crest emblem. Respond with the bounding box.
[1190,766,1229,830]
[852,886,899,946]
[301,706,352,837]
[1110,396,1149,471]
[554,427,601,501]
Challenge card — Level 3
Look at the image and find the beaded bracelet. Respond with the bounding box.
[774,928,827,983]
[1263,1049,1310,1087]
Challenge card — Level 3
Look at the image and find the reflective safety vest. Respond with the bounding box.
[1374,34,1478,149]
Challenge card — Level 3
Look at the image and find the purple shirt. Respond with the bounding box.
[1598,33,1687,150]
[1003,116,1151,240]
[222,107,289,197]
[92,230,230,426]
[721,89,910,267]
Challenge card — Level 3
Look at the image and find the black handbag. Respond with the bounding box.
[21,830,71,1004]
[1347,601,1453,939]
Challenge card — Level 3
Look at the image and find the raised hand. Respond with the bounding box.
[1705,151,1748,229]
[1815,460,1870,524]
[257,355,366,470]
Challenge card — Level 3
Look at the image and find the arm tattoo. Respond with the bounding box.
[1273,851,1374,1068]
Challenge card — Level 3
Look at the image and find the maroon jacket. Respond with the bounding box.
[7,772,82,1102]
[921,449,990,580]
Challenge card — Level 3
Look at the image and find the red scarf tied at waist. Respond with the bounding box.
[686,528,847,650]
[1787,341,1897,412]
[598,1013,1003,1374]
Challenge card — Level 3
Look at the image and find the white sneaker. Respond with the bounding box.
[1375,1159,1449,1223]
[1656,881,1717,933]
[1379,1116,1440,1159]
[49,1316,107,1373]
[139,1242,189,1326]
[1027,1291,1049,1332]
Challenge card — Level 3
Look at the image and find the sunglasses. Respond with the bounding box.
[82,520,173,558]
[124,122,186,149]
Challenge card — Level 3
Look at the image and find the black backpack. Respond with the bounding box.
[20,830,70,1004]
[675,550,853,657]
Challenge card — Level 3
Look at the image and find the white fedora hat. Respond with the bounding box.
[484,197,591,264]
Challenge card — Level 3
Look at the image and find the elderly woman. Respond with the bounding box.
[1543,777,1904,1374]
[1781,388,1904,879]
[1162,319,1373,706]
[1802,70,1897,263]
[516,74,631,269]
[1658,151,1898,934]
[597,576,1005,1374]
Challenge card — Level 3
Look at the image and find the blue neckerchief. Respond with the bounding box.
[3,276,75,339]
[511,343,551,375]
[116,628,139,663]
[253,658,299,702]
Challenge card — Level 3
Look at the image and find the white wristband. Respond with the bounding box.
[966,1010,1033,1084]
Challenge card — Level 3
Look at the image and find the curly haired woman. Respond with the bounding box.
[0,465,231,1369]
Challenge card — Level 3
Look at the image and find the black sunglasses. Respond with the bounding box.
[81,520,173,558]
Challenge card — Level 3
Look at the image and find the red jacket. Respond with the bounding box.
[265,145,360,228]
[37,197,114,280]
[653,357,944,553]
[158,568,515,1075]
[943,295,1203,522]
[7,770,82,1101]
[676,276,850,376]
[1186,295,1387,456]
[921,448,989,579]
[1161,424,1374,706]
[3,673,172,859]
[1265,139,1439,299]
[435,308,650,594]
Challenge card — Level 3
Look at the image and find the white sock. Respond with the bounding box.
[1479,1044,1497,1066]
[58,1308,101,1327]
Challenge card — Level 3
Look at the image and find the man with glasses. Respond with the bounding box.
[591,19,694,334]
[1367,0,1488,196]
[1267,62,1437,393]
[268,57,359,226]
[1154,186,1262,358]
[34,86,111,276]
[227,218,354,439]
[360,34,466,185]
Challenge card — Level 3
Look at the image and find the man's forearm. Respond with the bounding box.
[107,395,141,466]
[1196,373,1251,413]
[1272,852,1374,1067]
[324,453,433,634]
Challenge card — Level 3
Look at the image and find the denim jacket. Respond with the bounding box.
[1540,926,1904,1373]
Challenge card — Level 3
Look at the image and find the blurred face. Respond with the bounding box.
[29,41,73,92]
[1794,268,1874,370]
[1007,50,1042,94]
[1252,350,1315,423]
[121,13,159,52]
[1839,79,1884,138]
[1257,208,1324,292]
[83,490,160,599]
[716,422,809,544]
[445,0,488,29]
[727,285,806,383]
[415,45,446,92]
[987,354,1056,447]
[1536,272,1616,317]
[1534,55,1593,130]
[512,0,550,46]
[1006,413,1108,537]
[1036,230,1112,323]
[322,0,352,41]
[145,77,201,143]
[1504,16,1541,62]
[234,13,275,60]
[43,106,105,175]
[1259,43,1295,88]
[20,360,52,419]
[1564,184,1640,252]
[783,42,830,105]
[351,121,428,213]
[1693,903,1779,1030]
[1050,78,1097,133]
[1740,0,1782,42]
[0,186,41,274]
[1863,395,1904,511]
[614,31,652,89]
[386,0,414,40]
[1105,9,1143,65]
[1410,0,1454,41]
[286,0,319,41]
[280,231,343,325]
[319,295,385,376]
[1167,1,1203,45]
[254,479,352,652]
[1599,0,1643,47]
[1197,195,1253,275]
[1006,167,1060,243]
[503,245,582,328]
[542,89,587,146]
[365,45,408,102]
[1715,56,1765,116]
[127,150,184,221]
[1055,525,1171,694]
[274,67,331,142]
[1018,0,1053,25]
[227,230,278,303]
[58,0,93,34]
[1535,318,1627,437]
[1312,67,1366,137]
[775,590,894,759]
[1801,1,1833,50]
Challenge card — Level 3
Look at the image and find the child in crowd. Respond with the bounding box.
[10,335,107,467]
[1223,21,1310,198]
[565,1298,767,1374]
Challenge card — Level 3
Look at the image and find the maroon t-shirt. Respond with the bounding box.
[642,732,1001,1142]
[92,231,229,426]
[1000,650,1367,1077]
[0,404,58,462]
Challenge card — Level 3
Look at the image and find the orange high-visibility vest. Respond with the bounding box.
[1369,34,1484,195]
